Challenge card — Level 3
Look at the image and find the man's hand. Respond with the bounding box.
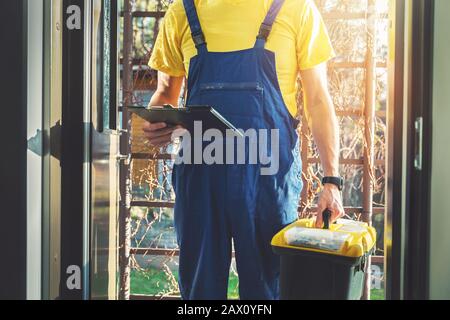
[143,72,185,147]
[315,184,345,228]
[142,122,185,148]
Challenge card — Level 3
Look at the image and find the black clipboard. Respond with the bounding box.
[127,105,243,137]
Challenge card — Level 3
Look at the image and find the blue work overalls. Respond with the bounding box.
[173,0,302,300]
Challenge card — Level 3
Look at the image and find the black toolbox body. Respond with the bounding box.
[274,246,369,300]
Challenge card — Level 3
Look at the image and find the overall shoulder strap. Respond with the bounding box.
[183,0,207,53]
[255,0,286,47]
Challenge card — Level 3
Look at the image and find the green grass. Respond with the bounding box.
[370,288,385,300]
[131,269,176,296]
[131,268,384,300]
[131,268,239,299]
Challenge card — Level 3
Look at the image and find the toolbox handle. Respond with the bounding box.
[322,209,332,229]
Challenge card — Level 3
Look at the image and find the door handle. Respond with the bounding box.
[414,117,423,171]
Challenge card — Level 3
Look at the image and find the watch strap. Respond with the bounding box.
[322,176,344,191]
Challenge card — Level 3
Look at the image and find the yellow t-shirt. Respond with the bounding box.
[149,0,335,117]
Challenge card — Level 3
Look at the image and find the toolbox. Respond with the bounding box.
[272,212,376,300]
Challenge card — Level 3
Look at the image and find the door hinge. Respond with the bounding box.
[116,153,131,165]
[28,129,43,157]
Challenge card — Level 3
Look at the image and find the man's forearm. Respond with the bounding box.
[148,91,179,108]
[148,72,184,108]
[300,64,344,224]
[307,98,340,177]
[300,64,340,177]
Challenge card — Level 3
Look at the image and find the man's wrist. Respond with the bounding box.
[323,183,340,191]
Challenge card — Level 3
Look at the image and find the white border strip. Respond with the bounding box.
[27,0,44,300]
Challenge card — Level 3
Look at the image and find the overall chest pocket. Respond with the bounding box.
[197,82,264,119]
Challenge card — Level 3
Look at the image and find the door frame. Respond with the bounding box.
[386,0,434,300]
[385,0,407,300]
[403,0,434,300]
[59,0,89,299]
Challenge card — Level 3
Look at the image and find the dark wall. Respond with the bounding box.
[0,0,27,299]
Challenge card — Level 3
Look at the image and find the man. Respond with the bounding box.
[143,0,344,300]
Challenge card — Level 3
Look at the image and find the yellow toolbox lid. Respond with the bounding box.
[271,218,377,258]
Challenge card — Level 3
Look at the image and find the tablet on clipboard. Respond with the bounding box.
[126,105,243,137]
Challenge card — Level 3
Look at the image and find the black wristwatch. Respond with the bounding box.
[322,176,344,191]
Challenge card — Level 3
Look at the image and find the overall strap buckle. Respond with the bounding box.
[183,0,208,53]
[255,0,286,47]
[192,32,207,49]
[257,23,272,41]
